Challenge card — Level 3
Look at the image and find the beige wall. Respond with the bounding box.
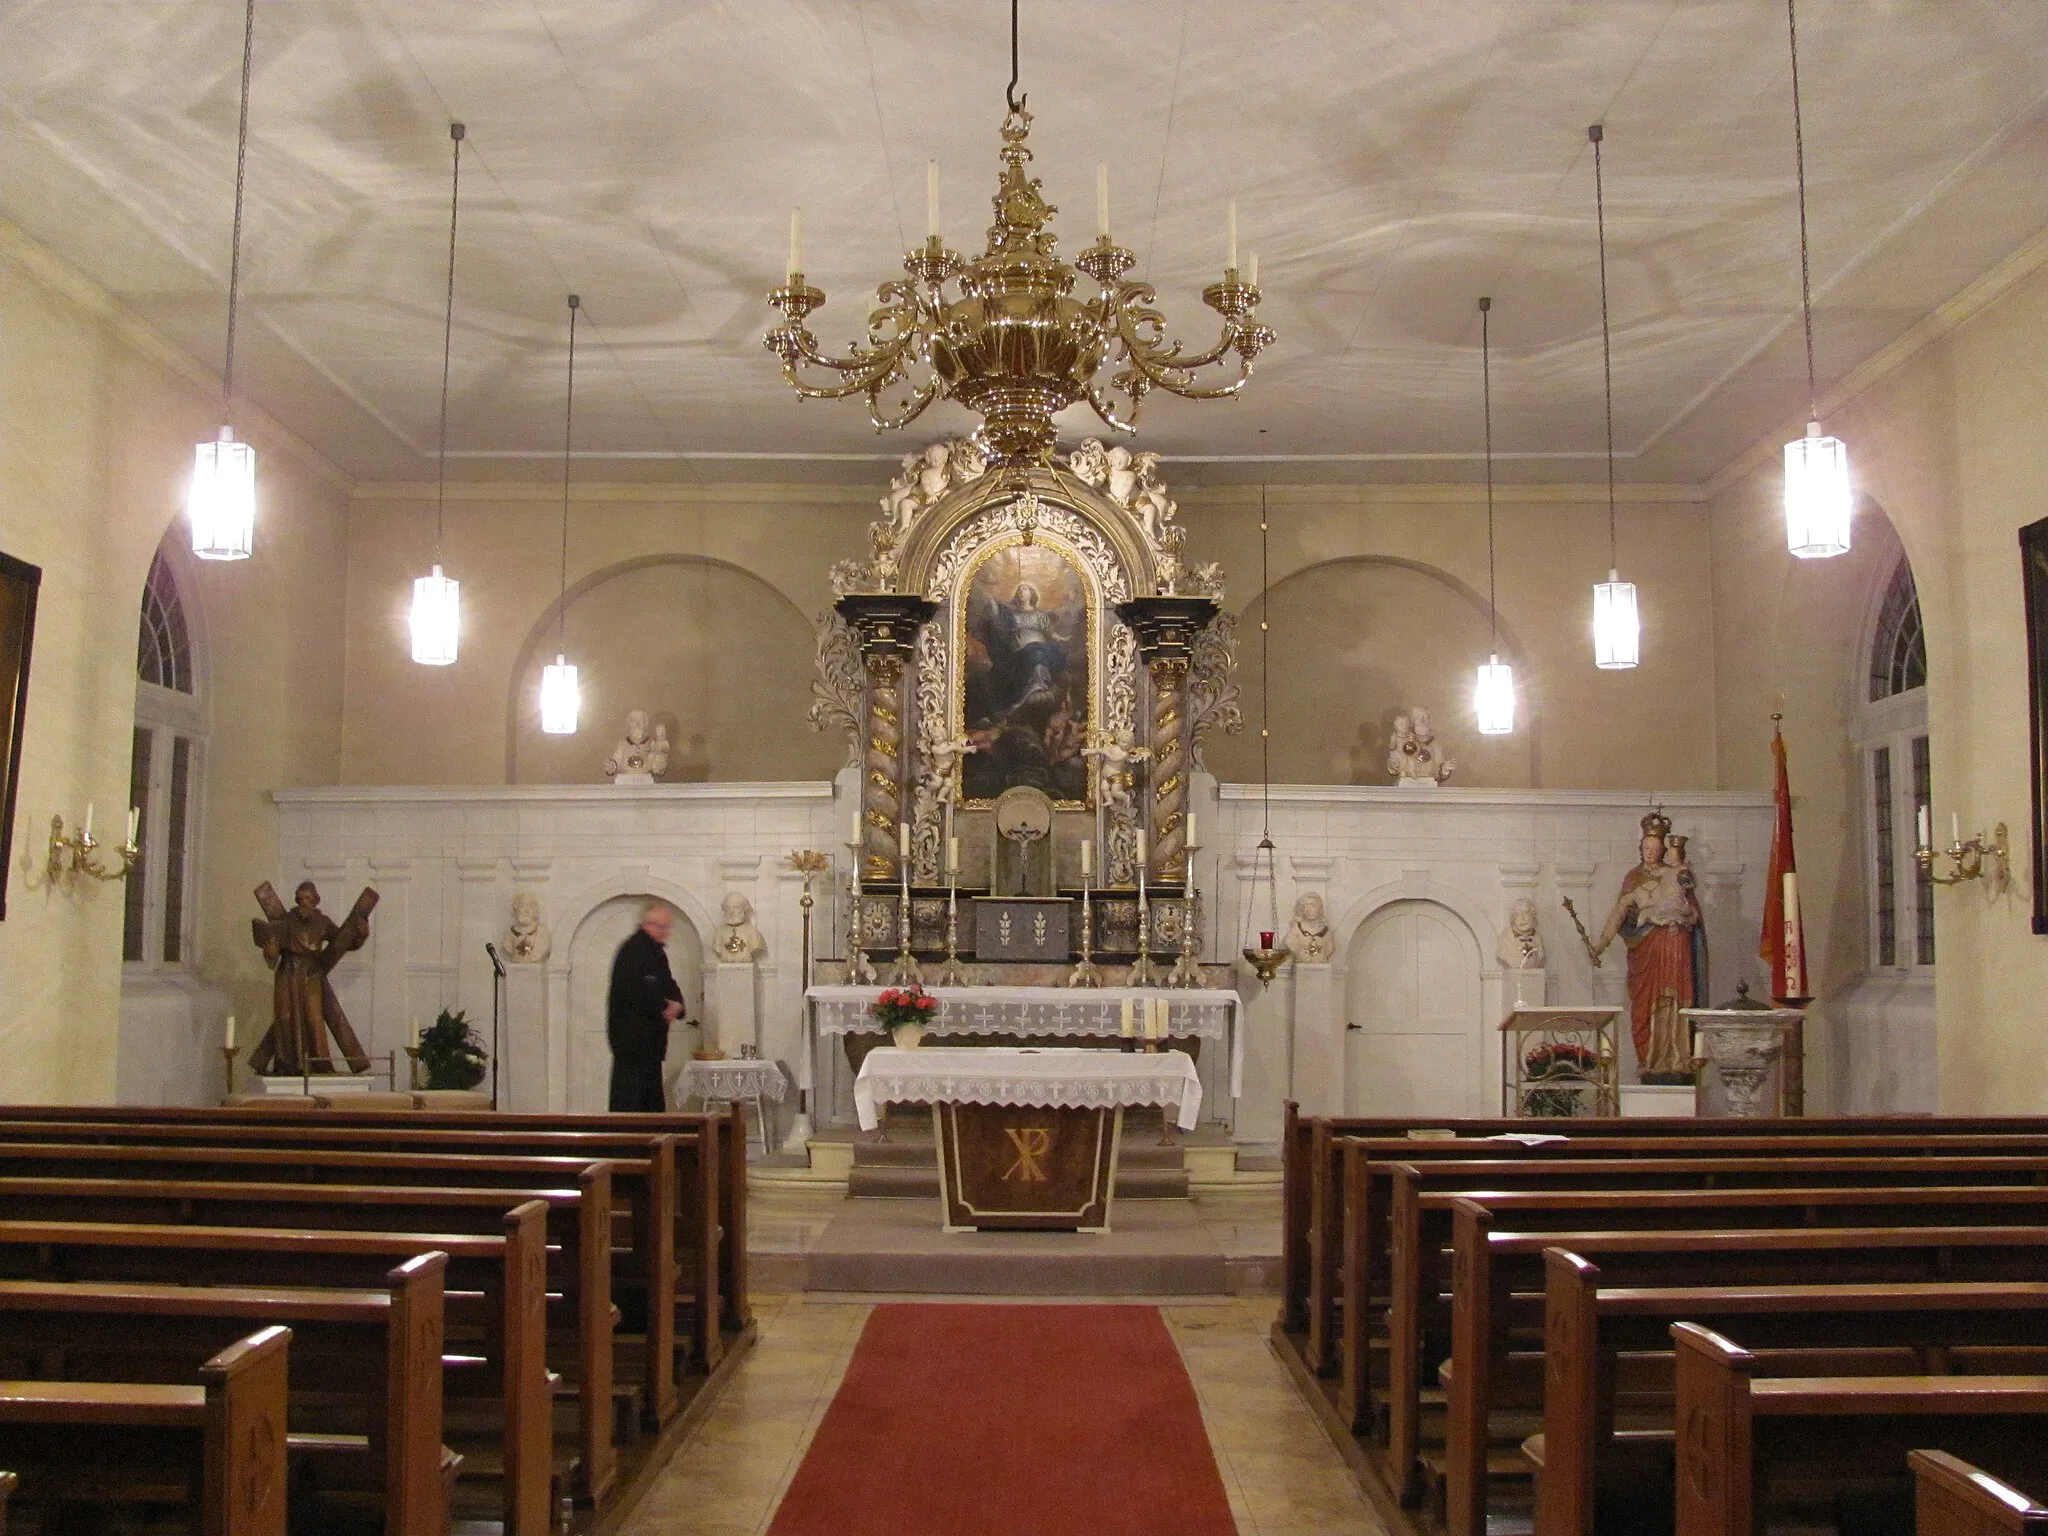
[0,223,350,1100]
[1188,489,1719,790]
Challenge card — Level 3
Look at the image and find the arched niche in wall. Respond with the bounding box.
[563,895,704,1115]
[1204,555,1540,787]
[505,554,839,785]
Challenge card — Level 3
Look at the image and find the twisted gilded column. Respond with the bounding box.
[1116,596,1220,885]
[836,594,938,883]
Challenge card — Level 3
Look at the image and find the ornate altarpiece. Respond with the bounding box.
[810,439,1240,958]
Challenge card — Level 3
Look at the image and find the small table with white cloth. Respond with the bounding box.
[852,1046,1203,1233]
[675,1057,787,1153]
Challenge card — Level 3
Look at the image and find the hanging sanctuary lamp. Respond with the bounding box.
[763,0,1273,466]
[1780,0,1852,558]
[1241,468,1290,987]
[1587,125,1640,670]
[1473,298,1516,736]
[187,0,260,562]
[538,295,582,736]
[410,122,466,666]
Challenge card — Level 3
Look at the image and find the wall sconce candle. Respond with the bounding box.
[1916,816,2009,893]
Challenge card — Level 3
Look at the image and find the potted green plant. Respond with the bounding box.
[418,1008,488,1090]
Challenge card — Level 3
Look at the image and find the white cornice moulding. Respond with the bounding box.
[1173,483,1706,507]
[350,482,883,506]
[1215,784,1776,811]
[273,782,836,806]
[0,216,356,498]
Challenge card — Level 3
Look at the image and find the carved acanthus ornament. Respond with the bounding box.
[807,611,865,765]
[1186,613,1245,770]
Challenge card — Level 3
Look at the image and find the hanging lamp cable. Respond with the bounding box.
[433,123,464,564]
[1787,0,1819,421]
[1591,125,1618,572]
[1259,462,1272,841]
[1006,0,1025,113]
[558,294,580,647]
[220,0,257,419]
[1480,296,1498,649]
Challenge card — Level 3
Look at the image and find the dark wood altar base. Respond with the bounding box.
[935,1103,1122,1233]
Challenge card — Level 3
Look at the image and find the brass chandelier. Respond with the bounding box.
[764,8,1273,465]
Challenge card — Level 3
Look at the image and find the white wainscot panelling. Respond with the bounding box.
[1207,784,1777,1143]
[274,783,841,1123]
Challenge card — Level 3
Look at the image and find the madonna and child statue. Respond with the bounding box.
[1592,809,1707,1082]
[961,545,1091,805]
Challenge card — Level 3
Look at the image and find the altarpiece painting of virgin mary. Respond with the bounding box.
[960,543,1092,804]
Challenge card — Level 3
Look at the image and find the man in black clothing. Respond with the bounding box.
[607,901,685,1112]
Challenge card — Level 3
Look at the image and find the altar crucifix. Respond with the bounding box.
[248,879,378,1075]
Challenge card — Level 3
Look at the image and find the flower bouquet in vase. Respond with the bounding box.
[872,985,938,1049]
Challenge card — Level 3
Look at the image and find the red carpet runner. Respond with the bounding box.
[767,1304,1238,1536]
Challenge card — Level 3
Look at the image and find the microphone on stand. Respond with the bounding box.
[484,941,507,978]
[483,942,506,1108]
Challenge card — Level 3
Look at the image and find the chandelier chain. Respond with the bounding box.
[558,295,580,647]
[1480,296,1497,651]
[1006,0,1024,114]
[434,123,464,561]
[1787,0,1819,421]
[220,0,257,417]
[1259,457,1272,839]
[1591,124,1618,571]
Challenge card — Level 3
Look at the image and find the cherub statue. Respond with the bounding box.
[914,441,952,504]
[605,709,670,781]
[1132,461,1175,542]
[880,451,922,530]
[1103,443,1143,507]
[1496,897,1545,970]
[713,891,766,962]
[1387,707,1454,786]
[506,891,551,964]
[1286,891,1335,964]
[1082,728,1150,814]
[922,731,981,810]
[248,880,377,1075]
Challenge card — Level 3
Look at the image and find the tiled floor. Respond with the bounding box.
[616,1293,1386,1536]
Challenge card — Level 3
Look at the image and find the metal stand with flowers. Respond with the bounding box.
[872,985,940,1050]
[1499,1006,1620,1118]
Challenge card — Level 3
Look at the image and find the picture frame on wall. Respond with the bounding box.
[2019,517,2048,933]
[0,552,41,920]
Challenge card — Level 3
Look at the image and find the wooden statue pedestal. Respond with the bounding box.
[935,1102,1122,1233]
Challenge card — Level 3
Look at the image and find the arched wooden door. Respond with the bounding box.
[1344,899,1485,1117]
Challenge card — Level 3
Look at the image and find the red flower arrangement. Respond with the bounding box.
[871,986,940,1030]
[1523,1041,1600,1080]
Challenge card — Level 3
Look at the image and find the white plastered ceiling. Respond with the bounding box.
[3,0,2048,486]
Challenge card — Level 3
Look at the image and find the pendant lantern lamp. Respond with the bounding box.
[189,0,260,561]
[1239,459,1291,987]
[540,295,583,736]
[411,123,468,665]
[1472,298,1516,736]
[1586,125,1640,669]
[1780,0,1851,558]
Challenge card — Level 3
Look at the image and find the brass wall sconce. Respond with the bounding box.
[46,809,140,885]
[1916,808,2009,893]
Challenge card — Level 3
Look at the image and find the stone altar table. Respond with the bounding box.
[804,984,1243,1101]
[852,1046,1203,1233]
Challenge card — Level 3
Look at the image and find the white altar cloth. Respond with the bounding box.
[852,1047,1204,1133]
[805,986,1243,1099]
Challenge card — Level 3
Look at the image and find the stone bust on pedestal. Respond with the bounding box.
[505,892,551,964]
[1496,897,1545,970]
[713,891,765,963]
[1286,892,1335,964]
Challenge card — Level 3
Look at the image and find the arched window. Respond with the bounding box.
[1856,553,1931,971]
[1869,560,1927,701]
[124,545,205,968]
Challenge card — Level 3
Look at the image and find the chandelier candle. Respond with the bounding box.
[926,161,939,241]
[1096,164,1109,238]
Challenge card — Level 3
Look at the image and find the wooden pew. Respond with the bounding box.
[1317,1131,2048,1383]
[1539,1261,2048,1536]
[1671,1322,2048,1536]
[0,1168,616,1493]
[1913,1450,2048,1536]
[1283,1107,2048,1370]
[1431,1186,2048,1536]
[1363,1156,2048,1480]
[0,1104,751,1341]
[0,1470,13,1536]
[0,1212,552,1536]
[0,1116,725,1383]
[0,1256,449,1536]
[0,1324,290,1536]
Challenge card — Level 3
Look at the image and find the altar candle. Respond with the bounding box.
[1247,252,1259,288]
[1080,839,1093,878]
[946,836,960,876]
[1120,998,1135,1038]
[1916,803,1931,852]
[1096,164,1110,238]
[1151,998,1167,1039]
[126,805,140,847]
[1953,812,1961,847]
[223,1014,236,1050]
[899,821,911,857]
[83,801,93,840]
[1226,200,1238,272]
[409,1016,420,1050]
[788,207,803,279]
[1185,813,1198,850]
[850,797,863,849]
[1136,829,1147,863]
[926,160,940,240]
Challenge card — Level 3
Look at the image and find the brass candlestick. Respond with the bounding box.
[1068,874,1102,988]
[404,1045,422,1091]
[1128,858,1161,987]
[845,854,877,986]
[1168,847,1204,989]
[219,1045,240,1100]
[889,852,922,985]
[937,864,968,988]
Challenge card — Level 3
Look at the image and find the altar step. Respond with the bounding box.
[844,1109,1202,1200]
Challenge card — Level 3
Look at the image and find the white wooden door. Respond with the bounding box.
[1345,899,1484,1117]
[567,899,703,1114]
